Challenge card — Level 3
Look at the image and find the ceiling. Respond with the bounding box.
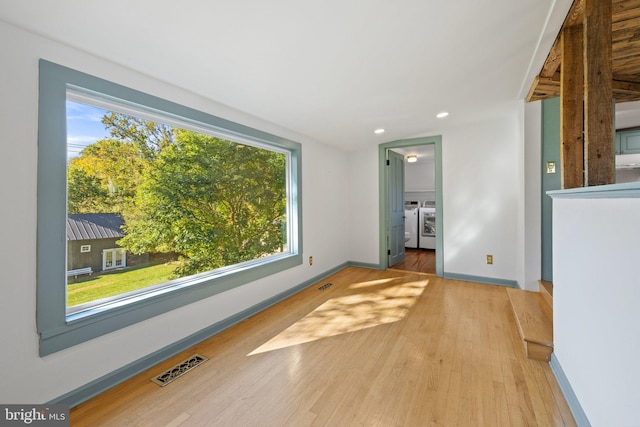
[1,0,566,151]
[390,145,434,163]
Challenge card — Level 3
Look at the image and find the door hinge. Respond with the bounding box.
[388,249,391,255]
[386,159,390,165]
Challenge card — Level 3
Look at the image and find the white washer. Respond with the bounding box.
[419,205,436,249]
[404,201,420,248]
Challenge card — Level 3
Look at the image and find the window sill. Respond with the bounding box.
[40,253,301,356]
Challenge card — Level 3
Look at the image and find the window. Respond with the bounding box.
[65,90,292,314]
[37,60,302,356]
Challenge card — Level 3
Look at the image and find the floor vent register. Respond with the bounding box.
[151,354,208,387]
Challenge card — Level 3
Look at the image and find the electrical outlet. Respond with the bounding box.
[309,256,313,266]
[486,255,493,265]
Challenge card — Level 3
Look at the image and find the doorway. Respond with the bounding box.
[378,136,443,276]
[103,248,126,271]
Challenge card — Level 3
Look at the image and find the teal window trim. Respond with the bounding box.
[37,60,303,356]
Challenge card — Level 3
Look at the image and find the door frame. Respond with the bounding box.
[378,135,444,276]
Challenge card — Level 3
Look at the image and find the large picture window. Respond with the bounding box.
[38,60,302,355]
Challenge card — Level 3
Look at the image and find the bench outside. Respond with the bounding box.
[67,267,93,277]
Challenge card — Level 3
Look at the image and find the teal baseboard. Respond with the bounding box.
[49,262,350,408]
[549,354,592,427]
[347,260,385,270]
[442,272,519,288]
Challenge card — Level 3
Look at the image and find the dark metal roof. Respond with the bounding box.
[66,213,125,241]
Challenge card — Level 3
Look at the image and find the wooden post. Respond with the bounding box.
[560,24,584,188]
[583,0,614,186]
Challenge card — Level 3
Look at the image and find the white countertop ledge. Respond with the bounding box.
[547,182,640,199]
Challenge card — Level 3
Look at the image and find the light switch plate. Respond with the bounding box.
[546,161,556,174]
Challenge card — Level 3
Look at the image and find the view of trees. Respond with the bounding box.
[68,109,288,278]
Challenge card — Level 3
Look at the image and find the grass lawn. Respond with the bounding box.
[67,262,178,307]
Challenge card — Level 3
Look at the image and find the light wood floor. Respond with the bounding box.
[70,267,575,426]
[390,248,436,274]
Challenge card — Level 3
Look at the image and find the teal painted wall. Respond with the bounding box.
[541,98,561,281]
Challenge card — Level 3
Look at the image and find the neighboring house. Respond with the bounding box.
[66,213,147,278]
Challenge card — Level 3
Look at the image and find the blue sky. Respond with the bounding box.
[66,100,110,159]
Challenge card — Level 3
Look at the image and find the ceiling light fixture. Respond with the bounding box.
[374,128,385,134]
[436,112,449,119]
[407,155,417,163]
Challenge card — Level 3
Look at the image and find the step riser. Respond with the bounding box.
[525,341,553,362]
[508,287,553,361]
[538,280,553,309]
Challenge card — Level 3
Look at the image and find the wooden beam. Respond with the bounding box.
[613,0,640,22]
[526,75,560,102]
[561,24,585,188]
[583,0,614,186]
[540,39,563,79]
[527,0,640,103]
[527,77,640,103]
[566,0,586,27]
[613,78,640,101]
[526,0,585,102]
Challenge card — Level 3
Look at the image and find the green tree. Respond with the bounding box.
[119,129,287,277]
[67,138,149,216]
[67,166,109,213]
[101,112,174,160]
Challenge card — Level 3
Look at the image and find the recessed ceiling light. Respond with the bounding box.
[374,128,385,134]
[436,112,449,119]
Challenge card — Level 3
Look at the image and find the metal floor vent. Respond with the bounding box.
[151,354,208,387]
[318,282,333,291]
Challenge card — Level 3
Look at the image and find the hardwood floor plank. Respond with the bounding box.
[528,360,572,426]
[390,248,436,274]
[70,267,575,426]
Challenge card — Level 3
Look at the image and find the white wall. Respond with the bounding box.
[405,158,435,192]
[347,111,523,283]
[552,191,640,426]
[518,101,542,290]
[441,112,520,281]
[347,148,380,265]
[0,21,350,403]
[405,157,436,206]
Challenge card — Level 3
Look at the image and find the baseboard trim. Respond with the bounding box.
[442,272,519,288]
[49,262,350,408]
[550,353,592,427]
[347,260,385,270]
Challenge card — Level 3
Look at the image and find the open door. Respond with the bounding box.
[387,149,405,267]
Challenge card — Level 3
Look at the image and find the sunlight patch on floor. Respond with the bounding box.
[346,278,395,289]
[248,278,429,355]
